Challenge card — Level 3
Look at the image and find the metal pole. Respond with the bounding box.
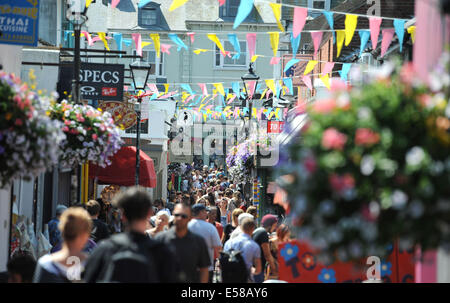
[73,25,81,104]
[135,97,142,186]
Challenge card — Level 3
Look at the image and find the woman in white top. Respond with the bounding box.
[146,210,171,238]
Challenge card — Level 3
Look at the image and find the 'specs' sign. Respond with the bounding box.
[0,0,40,47]
[278,240,415,283]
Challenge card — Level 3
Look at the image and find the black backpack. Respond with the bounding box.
[100,233,161,283]
[219,242,249,283]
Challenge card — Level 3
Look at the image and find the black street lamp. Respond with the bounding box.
[129,60,152,186]
[66,0,89,104]
[241,63,259,139]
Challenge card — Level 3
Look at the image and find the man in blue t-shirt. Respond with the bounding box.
[47,205,67,247]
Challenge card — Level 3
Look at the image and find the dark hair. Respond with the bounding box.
[207,192,215,205]
[181,195,191,205]
[7,253,36,283]
[225,189,233,198]
[154,199,164,207]
[208,206,221,223]
[112,187,153,222]
[86,200,101,216]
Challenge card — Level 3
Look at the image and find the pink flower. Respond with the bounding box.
[92,134,98,141]
[15,119,23,126]
[304,156,317,173]
[76,113,85,123]
[321,128,347,150]
[355,128,380,147]
[329,173,355,192]
[330,78,349,92]
[62,126,69,132]
[418,94,432,107]
[311,98,337,114]
[64,120,71,126]
[70,129,79,135]
[361,204,378,222]
[400,62,416,85]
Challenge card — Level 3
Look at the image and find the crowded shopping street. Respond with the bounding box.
[1,0,450,287]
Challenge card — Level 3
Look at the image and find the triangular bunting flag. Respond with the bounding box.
[339,63,352,82]
[193,49,208,55]
[304,60,318,75]
[270,57,281,65]
[169,0,189,11]
[269,2,284,32]
[168,33,188,51]
[208,33,226,56]
[268,32,280,57]
[265,79,276,94]
[213,83,225,96]
[98,32,110,51]
[293,7,307,38]
[247,33,257,58]
[311,31,323,57]
[320,74,331,90]
[284,59,299,73]
[150,34,161,58]
[323,11,335,43]
[228,33,241,59]
[111,0,120,9]
[336,30,345,57]
[359,30,371,56]
[322,62,335,76]
[394,19,406,52]
[380,28,395,58]
[198,83,208,96]
[290,32,301,58]
[132,33,142,57]
[345,14,358,46]
[302,75,313,91]
[233,0,254,29]
[369,17,382,50]
[407,26,416,43]
[161,43,172,55]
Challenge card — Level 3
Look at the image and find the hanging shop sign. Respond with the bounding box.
[267,121,285,134]
[0,0,40,47]
[57,63,125,101]
[98,100,137,130]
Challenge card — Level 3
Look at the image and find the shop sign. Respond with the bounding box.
[0,0,39,47]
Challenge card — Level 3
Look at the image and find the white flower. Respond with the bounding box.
[406,146,425,166]
[357,107,372,120]
[391,190,408,209]
[361,155,375,176]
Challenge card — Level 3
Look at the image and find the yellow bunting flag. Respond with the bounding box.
[150,34,160,58]
[213,83,225,96]
[169,0,188,11]
[142,41,151,48]
[345,14,358,46]
[268,32,280,57]
[193,49,209,55]
[226,93,234,101]
[274,108,281,119]
[86,0,93,7]
[336,30,345,57]
[304,60,318,75]
[320,74,331,90]
[252,107,257,118]
[259,88,268,100]
[269,3,284,32]
[208,34,226,56]
[98,32,110,51]
[407,26,416,43]
[251,55,261,63]
[198,103,206,112]
[265,79,276,94]
[164,84,169,94]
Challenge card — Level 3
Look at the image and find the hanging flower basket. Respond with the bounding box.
[0,72,65,187]
[275,55,450,263]
[49,100,123,168]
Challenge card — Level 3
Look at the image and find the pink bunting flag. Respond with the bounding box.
[247,33,257,58]
[257,108,265,121]
[233,107,240,119]
[218,0,226,6]
[311,31,323,57]
[227,94,237,105]
[92,36,113,43]
[247,81,256,99]
[198,83,208,96]
[160,43,173,55]
[380,28,395,58]
[369,17,382,50]
[185,95,195,103]
[266,89,272,99]
[293,7,308,38]
[147,83,159,93]
[302,75,313,91]
[132,33,142,57]
[81,31,93,46]
[270,57,281,65]
[187,32,195,44]
[124,86,128,91]
[111,0,120,8]
[158,91,177,99]
[322,62,335,76]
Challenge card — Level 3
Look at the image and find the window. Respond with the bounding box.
[138,2,166,29]
[219,0,256,22]
[215,41,247,68]
[141,8,158,26]
[313,0,326,9]
[133,50,164,76]
[308,0,330,17]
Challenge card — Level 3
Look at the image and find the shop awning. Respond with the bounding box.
[89,146,157,188]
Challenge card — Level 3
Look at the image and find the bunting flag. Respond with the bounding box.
[123,38,132,47]
[302,75,313,91]
[359,30,371,56]
[86,0,93,7]
[164,84,170,94]
[283,78,293,95]
[64,30,71,42]
[380,28,395,58]
[369,17,382,50]
[232,82,240,97]
[233,0,254,29]
[407,26,416,43]
[169,0,189,11]
[345,14,358,46]
[138,0,152,8]
[213,83,225,96]
[208,34,226,56]
[132,33,142,57]
[98,32,110,51]
[251,55,261,62]
[219,0,226,6]
[111,0,120,8]
[228,34,241,59]
[193,49,208,54]
[247,81,257,99]
[268,32,279,57]
[259,88,268,100]
[320,74,331,90]
[284,59,299,73]
[394,19,406,52]
[323,11,335,43]
[161,43,173,55]
[198,83,208,96]
[142,41,151,48]
[336,30,345,57]
[290,32,301,58]
[339,63,352,81]
[265,79,276,94]
[270,57,281,65]
[168,33,188,51]
[247,33,257,58]
[311,31,323,57]
[269,2,284,32]
[150,34,161,58]
[187,32,195,44]
[304,60,318,75]
[293,7,307,38]
[322,62,335,76]
[181,84,195,95]
[82,31,94,46]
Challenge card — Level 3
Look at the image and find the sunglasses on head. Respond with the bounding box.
[173,213,189,219]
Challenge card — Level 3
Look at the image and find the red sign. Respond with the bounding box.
[267,121,285,133]
[278,240,415,283]
[102,87,117,97]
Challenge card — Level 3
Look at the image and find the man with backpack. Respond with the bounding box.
[222,217,261,283]
[83,187,177,283]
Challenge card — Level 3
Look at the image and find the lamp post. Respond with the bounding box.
[241,63,260,138]
[66,0,89,104]
[129,60,152,186]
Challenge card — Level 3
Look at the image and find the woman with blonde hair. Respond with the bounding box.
[33,207,92,283]
[221,208,244,245]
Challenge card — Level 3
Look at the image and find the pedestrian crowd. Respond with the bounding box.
[5,166,290,283]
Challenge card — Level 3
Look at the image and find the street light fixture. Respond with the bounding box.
[240,63,259,139]
[129,60,152,186]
